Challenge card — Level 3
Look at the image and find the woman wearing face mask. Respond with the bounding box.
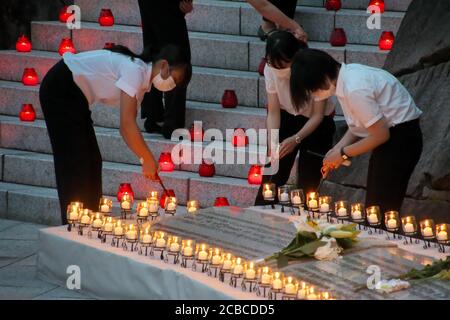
[39,44,191,224]
[290,48,423,217]
[255,31,335,205]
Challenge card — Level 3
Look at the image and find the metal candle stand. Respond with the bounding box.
[138,242,152,256]
[77,222,91,236]
[181,254,195,269]
[149,212,160,221]
[403,231,420,245]
[207,263,221,277]
[281,292,298,300]
[192,258,209,273]
[268,288,283,300]
[334,213,350,224]
[385,227,402,240]
[120,208,132,220]
[256,282,271,298]
[241,277,258,293]
[367,222,383,235]
[111,234,125,248]
[437,239,449,253]
[278,201,296,215]
[123,238,139,252]
[88,226,102,239]
[352,219,367,231]
[165,209,176,217]
[101,230,113,244]
[229,272,243,288]
[164,250,181,264]
[219,268,232,283]
[136,215,149,225]
[422,235,437,250]
[151,245,166,260]
[67,219,77,232]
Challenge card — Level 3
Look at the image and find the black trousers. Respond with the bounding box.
[138,0,191,130]
[40,60,102,225]
[255,111,336,205]
[263,0,297,22]
[366,118,423,216]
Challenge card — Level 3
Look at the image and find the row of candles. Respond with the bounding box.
[66,200,333,300]
[261,183,449,244]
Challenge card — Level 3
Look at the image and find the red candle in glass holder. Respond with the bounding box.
[104,42,115,49]
[325,0,342,11]
[232,128,249,147]
[159,152,175,172]
[160,189,176,208]
[59,6,73,23]
[330,28,347,47]
[58,38,76,56]
[214,197,230,207]
[199,160,215,177]
[16,35,32,52]
[247,165,262,185]
[189,123,204,142]
[258,58,266,76]
[19,104,36,122]
[378,31,395,50]
[221,90,238,108]
[116,183,134,202]
[98,9,115,27]
[368,0,385,13]
[22,68,39,86]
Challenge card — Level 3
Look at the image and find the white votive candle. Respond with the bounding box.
[337,207,347,217]
[403,222,414,233]
[285,283,297,295]
[308,199,318,209]
[126,230,137,240]
[183,246,193,256]
[93,218,103,228]
[233,264,244,275]
[292,195,301,205]
[387,218,398,229]
[320,203,330,213]
[69,211,78,221]
[245,268,256,280]
[211,254,222,265]
[80,215,90,225]
[121,201,131,210]
[280,192,289,202]
[170,242,180,252]
[422,226,433,237]
[166,202,176,211]
[149,203,158,213]
[142,234,152,244]
[272,278,283,290]
[261,273,271,285]
[198,250,208,261]
[114,226,123,236]
[368,213,378,224]
[100,204,110,213]
[139,207,149,217]
[263,189,273,199]
[437,230,448,241]
[222,259,232,270]
[352,210,362,220]
[156,238,166,248]
[104,222,113,232]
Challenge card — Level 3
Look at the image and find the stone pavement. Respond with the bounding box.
[0,218,94,300]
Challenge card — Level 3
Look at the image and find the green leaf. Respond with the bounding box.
[276,254,290,268]
[298,240,327,256]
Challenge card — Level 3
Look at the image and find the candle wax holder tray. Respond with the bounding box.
[241,277,258,293]
[181,254,195,269]
[192,258,209,273]
[120,208,132,220]
[219,268,232,283]
[207,263,221,277]
[151,245,166,260]
[111,234,125,248]
[256,282,271,298]
[164,250,181,264]
[101,230,113,243]
[88,226,102,239]
[138,242,152,256]
[229,273,243,288]
[282,292,298,300]
[268,288,283,300]
[123,238,139,252]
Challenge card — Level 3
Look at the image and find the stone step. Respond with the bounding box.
[72,0,404,45]
[0,79,267,134]
[1,150,260,208]
[0,50,260,107]
[0,115,272,180]
[30,21,387,71]
[225,0,412,12]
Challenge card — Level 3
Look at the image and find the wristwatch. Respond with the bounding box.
[294,134,302,144]
[340,147,352,167]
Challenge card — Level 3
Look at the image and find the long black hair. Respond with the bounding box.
[290,48,341,108]
[106,44,192,88]
[265,30,308,69]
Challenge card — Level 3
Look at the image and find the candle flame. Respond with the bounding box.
[249,262,254,269]
[236,258,241,265]
[287,276,292,284]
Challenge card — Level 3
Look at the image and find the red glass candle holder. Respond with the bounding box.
[330,28,347,47]
[368,0,385,13]
[189,123,204,142]
[221,90,238,108]
[98,8,115,27]
[325,0,342,11]
[232,128,249,147]
[59,6,73,23]
[159,152,175,172]
[104,42,115,49]
[378,31,395,50]
[16,35,32,53]
[160,189,176,208]
[58,38,76,56]
[117,183,134,202]
[258,58,266,76]
[214,197,230,207]
[199,160,215,177]
[247,165,262,185]
[22,68,39,86]
[19,104,36,122]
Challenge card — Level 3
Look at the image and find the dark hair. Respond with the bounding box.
[290,48,341,108]
[107,44,192,88]
[265,30,308,69]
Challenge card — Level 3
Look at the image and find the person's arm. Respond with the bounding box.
[119,91,159,180]
[266,92,281,157]
[247,0,307,41]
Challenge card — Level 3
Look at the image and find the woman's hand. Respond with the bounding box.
[279,136,298,159]
[142,157,160,181]
[180,0,194,14]
[323,148,344,170]
[289,21,308,42]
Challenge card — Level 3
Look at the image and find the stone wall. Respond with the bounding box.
[324,0,450,222]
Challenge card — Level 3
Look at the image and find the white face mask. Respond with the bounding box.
[312,84,336,101]
[152,71,176,92]
[269,66,291,78]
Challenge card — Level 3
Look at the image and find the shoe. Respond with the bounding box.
[161,126,175,140]
[144,119,162,134]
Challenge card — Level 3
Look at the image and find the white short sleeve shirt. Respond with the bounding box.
[63,50,152,108]
[264,64,335,117]
[335,63,422,137]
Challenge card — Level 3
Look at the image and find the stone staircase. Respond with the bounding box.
[0,0,411,225]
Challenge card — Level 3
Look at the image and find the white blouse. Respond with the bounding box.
[63,50,152,108]
[335,63,422,137]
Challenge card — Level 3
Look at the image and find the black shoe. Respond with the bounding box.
[161,126,176,140]
[144,119,162,134]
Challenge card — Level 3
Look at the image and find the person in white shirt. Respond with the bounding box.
[255,31,336,205]
[289,48,423,219]
[39,44,191,224]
